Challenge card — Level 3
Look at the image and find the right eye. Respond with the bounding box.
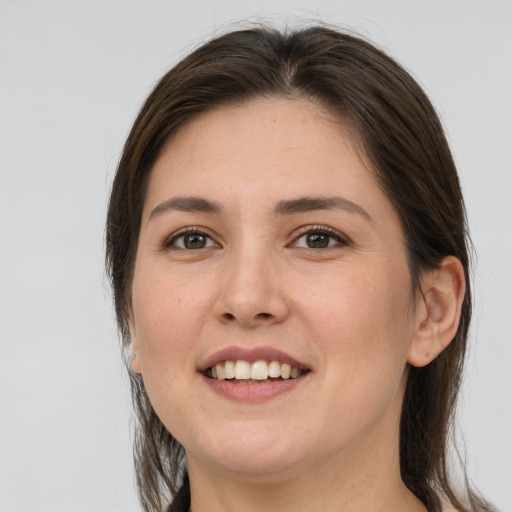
[166,230,218,250]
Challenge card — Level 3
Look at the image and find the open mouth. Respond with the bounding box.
[205,359,309,384]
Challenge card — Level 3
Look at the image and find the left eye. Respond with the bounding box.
[293,230,346,249]
[169,232,217,250]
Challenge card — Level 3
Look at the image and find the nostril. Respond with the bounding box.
[221,311,272,322]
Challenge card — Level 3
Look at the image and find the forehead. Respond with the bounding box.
[161,97,360,163]
[144,97,390,221]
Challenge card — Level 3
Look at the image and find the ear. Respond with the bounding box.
[127,314,142,374]
[407,256,466,368]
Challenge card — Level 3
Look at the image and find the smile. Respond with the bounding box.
[205,359,307,382]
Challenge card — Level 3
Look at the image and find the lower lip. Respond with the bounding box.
[201,374,309,402]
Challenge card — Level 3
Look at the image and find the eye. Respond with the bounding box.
[166,229,218,250]
[292,227,348,250]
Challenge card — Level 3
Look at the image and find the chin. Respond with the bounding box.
[184,421,311,478]
[199,451,306,482]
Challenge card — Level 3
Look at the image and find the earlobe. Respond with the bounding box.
[130,350,142,374]
[407,256,466,368]
[127,316,142,374]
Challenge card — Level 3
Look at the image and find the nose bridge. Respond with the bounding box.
[214,233,288,326]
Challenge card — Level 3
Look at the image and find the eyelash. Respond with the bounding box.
[162,225,350,251]
[290,225,350,250]
[162,227,218,251]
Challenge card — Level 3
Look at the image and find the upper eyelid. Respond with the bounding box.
[169,226,214,237]
[163,226,220,248]
[291,225,350,244]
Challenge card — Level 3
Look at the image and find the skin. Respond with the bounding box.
[128,98,465,512]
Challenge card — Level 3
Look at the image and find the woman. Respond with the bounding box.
[106,25,495,512]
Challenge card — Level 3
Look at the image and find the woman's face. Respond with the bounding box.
[129,98,422,480]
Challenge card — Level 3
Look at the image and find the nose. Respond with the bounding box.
[213,248,290,328]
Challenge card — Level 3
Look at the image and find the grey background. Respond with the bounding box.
[0,1,510,510]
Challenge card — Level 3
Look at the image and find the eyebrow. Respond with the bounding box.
[148,195,371,222]
[149,196,222,220]
[274,196,371,220]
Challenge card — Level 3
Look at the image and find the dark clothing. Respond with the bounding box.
[168,474,190,512]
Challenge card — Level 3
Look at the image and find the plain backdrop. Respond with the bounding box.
[0,1,510,511]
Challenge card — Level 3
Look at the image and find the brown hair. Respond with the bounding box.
[106,25,494,512]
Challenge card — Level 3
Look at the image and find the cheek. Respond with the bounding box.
[131,269,207,370]
[130,274,205,428]
[307,269,413,426]
[302,263,414,378]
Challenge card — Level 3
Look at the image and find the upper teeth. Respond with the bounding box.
[209,360,304,380]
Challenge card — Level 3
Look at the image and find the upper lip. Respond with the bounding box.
[198,346,311,373]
